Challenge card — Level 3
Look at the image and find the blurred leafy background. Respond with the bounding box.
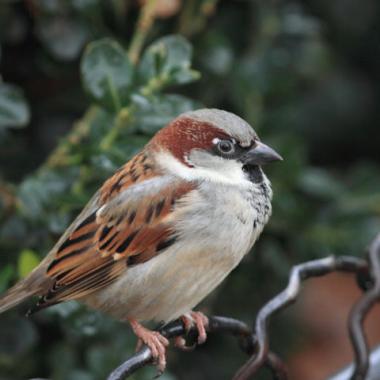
[0,0,380,379]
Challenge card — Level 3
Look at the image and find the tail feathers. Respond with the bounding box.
[0,280,40,314]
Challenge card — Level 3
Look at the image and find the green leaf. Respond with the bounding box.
[299,168,344,200]
[18,249,40,278]
[36,16,90,61]
[80,38,133,112]
[0,265,14,293]
[0,83,30,129]
[18,168,79,220]
[131,93,202,134]
[138,35,200,93]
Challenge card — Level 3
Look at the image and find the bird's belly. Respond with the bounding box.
[83,238,249,323]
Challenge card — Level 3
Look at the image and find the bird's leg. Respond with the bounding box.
[128,317,169,373]
[174,311,209,350]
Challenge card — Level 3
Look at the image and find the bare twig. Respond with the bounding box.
[128,0,158,64]
[177,0,219,37]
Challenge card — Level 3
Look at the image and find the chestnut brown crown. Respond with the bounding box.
[150,108,260,166]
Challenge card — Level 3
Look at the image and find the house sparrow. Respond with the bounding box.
[0,108,282,371]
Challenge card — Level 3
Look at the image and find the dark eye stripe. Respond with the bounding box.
[211,138,253,160]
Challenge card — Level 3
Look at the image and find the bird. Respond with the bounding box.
[0,108,282,372]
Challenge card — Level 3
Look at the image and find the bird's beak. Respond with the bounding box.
[241,141,283,166]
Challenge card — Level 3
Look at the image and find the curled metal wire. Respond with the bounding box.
[107,234,380,380]
[348,235,380,380]
[107,316,287,380]
[329,344,380,380]
[233,254,369,380]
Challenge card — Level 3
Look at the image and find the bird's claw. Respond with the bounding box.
[181,311,209,345]
[129,312,208,374]
[174,336,196,351]
[129,318,169,374]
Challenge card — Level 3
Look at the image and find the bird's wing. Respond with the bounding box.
[31,151,195,312]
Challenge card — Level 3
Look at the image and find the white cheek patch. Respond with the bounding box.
[155,150,249,186]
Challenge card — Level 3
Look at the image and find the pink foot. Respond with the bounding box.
[181,311,209,345]
[174,335,195,351]
[128,318,169,373]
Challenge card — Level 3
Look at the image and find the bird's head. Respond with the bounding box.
[150,108,282,184]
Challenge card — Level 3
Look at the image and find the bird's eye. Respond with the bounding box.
[217,140,235,154]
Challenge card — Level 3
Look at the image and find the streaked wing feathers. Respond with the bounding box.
[32,151,195,312]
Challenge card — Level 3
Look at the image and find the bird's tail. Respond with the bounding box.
[0,279,37,314]
[0,264,48,314]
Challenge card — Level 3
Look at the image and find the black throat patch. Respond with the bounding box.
[243,165,264,184]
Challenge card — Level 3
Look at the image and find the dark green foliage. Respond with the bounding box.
[81,39,134,112]
[0,83,30,130]
[0,1,379,379]
[138,35,200,88]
